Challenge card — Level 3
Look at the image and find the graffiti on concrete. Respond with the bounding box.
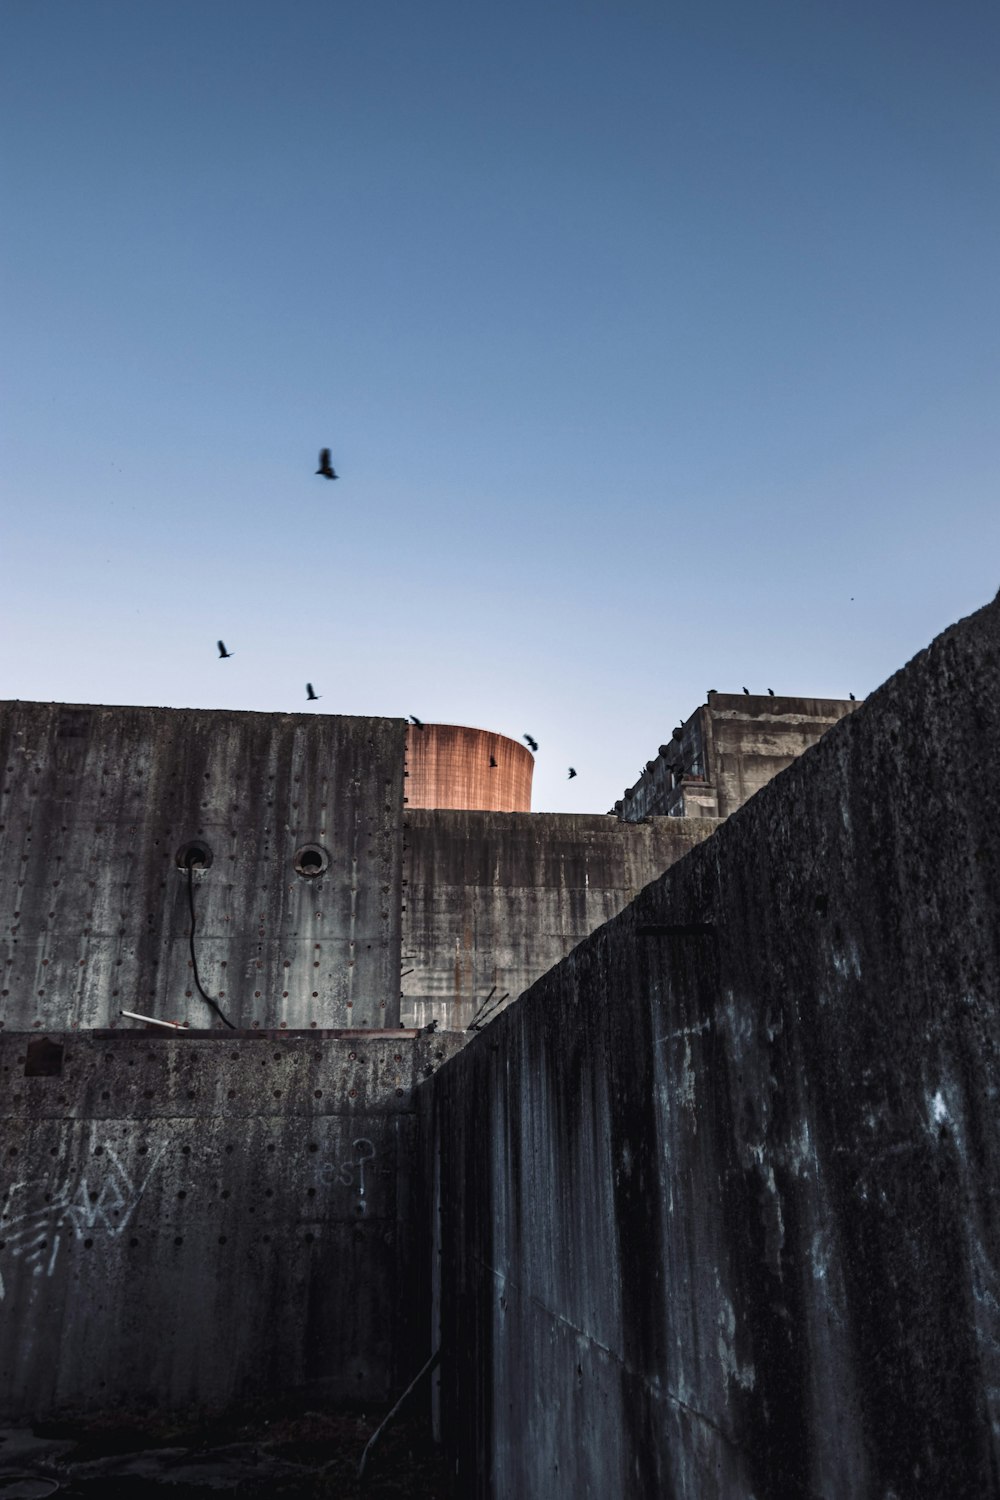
[314,1137,377,1213]
[0,1143,167,1296]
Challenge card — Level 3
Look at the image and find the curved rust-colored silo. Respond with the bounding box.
[405,724,533,811]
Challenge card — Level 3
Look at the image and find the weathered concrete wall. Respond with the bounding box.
[0,703,405,1031]
[429,596,1000,1498]
[707,692,860,819]
[401,812,715,1030]
[0,1027,463,1420]
[614,707,715,820]
[619,694,858,822]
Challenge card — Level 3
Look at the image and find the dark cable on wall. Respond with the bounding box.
[186,860,236,1029]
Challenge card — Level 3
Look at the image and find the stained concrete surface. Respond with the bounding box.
[0,1030,463,1420]
[430,592,1000,1498]
[401,812,714,1030]
[619,693,858,821]
[0,703,406,1031]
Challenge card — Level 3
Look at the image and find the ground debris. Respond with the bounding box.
[0,1404,454,1498]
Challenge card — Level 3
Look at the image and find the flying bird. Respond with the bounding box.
[306,683,320,701]
[568,767,577,780]
[217,641,233,659]
[489,755,497,768]
[523,734,538,752]
[409,715,424,729]
[316,448,338,480]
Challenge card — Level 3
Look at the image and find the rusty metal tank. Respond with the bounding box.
[405,724,533,811]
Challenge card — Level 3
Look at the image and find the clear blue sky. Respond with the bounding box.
[2,0,998,811]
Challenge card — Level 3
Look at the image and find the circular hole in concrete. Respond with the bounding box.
[176,841,213,871]
[294,844,329,878]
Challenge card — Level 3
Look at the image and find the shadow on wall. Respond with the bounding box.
[428,592,1000,1500]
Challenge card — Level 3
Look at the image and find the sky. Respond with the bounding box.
[2,0,998,812]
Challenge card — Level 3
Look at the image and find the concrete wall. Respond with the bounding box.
[429,595,1000,1498]
[0,703,405,1031]
[400,812,715,1030]
[707,693,860,819]
[405,724,533,811]
[0,1027,463,1420]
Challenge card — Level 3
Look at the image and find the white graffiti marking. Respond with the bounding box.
[314,1138,377,1214]
[0,1144,167,1293]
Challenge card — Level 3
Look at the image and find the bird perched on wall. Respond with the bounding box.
[316,448,338,480]
[523,734,538,752]
[306,684,320,701]
[768,688,775,696]
[217,640,233,658]
[743,686,750,695]
[568,767,577,779]
[849,692,856,701]
[409,715,424,729]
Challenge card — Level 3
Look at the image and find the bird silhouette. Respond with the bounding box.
[743,686,750,695]
[568,767,577,780]
[316,448,338,480]
[217,641,233,659]
[768,688,775,696]
[523,734,538,752]
[306,684,320,701]
[489,755,497,768]
[849,692,856,701]
[409,715,424,729]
